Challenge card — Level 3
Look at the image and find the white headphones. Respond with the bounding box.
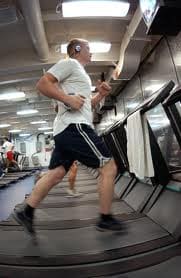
[75,45,81,52]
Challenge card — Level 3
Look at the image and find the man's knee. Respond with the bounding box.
[99,159,117,177]
[51,166,66,182]
[36,166,65,185]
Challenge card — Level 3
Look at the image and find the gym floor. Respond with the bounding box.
[0,176,34,221]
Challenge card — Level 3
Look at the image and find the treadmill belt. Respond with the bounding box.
[0,217,170,265]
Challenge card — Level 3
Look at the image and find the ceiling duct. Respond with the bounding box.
[95,7,151,118]
[113,6,150,80]
[0,1,19,26]
[18,0,49,62]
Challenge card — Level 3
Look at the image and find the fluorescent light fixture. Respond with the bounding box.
[17,109,38,115]
[145,84,163,92]
[148,114,163,118]
[0,112,8,114]
[126,102,139,109]
[0,92,25,100]
[44,131,54,135]
[38,127,53,131]
[116,112,125,119]
[0,124,11,128]
[90,42,111,53]
[61,42,111,53]
[31,120,47,124]
[62,1,130,17]
[19,133,31,137]
[149,119,170,125]
[9,129,21,133]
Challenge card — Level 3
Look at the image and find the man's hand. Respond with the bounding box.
[96,80,111,97]
[65,94,85,110]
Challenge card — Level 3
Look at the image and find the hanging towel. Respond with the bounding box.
[127,110,154,179]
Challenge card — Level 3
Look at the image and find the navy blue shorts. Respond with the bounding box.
[49,124,112,172]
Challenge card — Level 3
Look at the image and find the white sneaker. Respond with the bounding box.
[66,189,83,197]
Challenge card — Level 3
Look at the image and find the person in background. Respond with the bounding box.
[2,137,19,172]
[2,137,13,154]
[6,145,20,171]
[12,38,125,237]
[66,160,83,197]
[0,161,4,178]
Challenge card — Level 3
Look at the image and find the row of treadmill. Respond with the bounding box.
[103,80,181,237]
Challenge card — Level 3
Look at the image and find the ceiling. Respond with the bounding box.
[0,0,154,138]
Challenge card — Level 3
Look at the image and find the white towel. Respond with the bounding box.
[127,110,154,179]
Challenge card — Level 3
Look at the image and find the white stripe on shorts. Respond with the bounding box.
[76,124,111,167]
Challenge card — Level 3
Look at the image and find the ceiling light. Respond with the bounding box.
[9,129,21,133]
[145,84,163,92]
[62,1,130,17]
[19,133,31,137]
[44,131,54,135]
[38,127,53,131]
[0,124,11,128]
[90,42,111,53]
[17,109,39,115]
[116,112,125,119]
[61,42,111,53]
[148,114,163,118]
[0,92,25,100]
[31,120,47,124]
[126,102,139,109]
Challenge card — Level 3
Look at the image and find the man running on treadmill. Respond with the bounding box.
[12,38,125,237]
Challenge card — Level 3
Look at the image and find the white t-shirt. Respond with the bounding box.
[48,58,93,136]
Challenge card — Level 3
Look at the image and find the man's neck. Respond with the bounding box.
[75,57,86,67]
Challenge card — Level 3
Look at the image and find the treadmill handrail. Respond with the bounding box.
[104,80,175,135]
[163,85,181,106]
[140,80,175,114]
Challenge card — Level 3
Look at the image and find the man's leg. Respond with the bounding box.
[12,159,20,171]
[68,163,76,191]
[6,158,10,172]
[27,165,66,207]
[12,165,66,236]
[68,175,76,190]
[98,159,117,214]
[96,159,126,231]
[67,164,83,197]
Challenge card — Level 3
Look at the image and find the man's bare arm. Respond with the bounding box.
[91,80,111,108]
[36,73,85,110]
